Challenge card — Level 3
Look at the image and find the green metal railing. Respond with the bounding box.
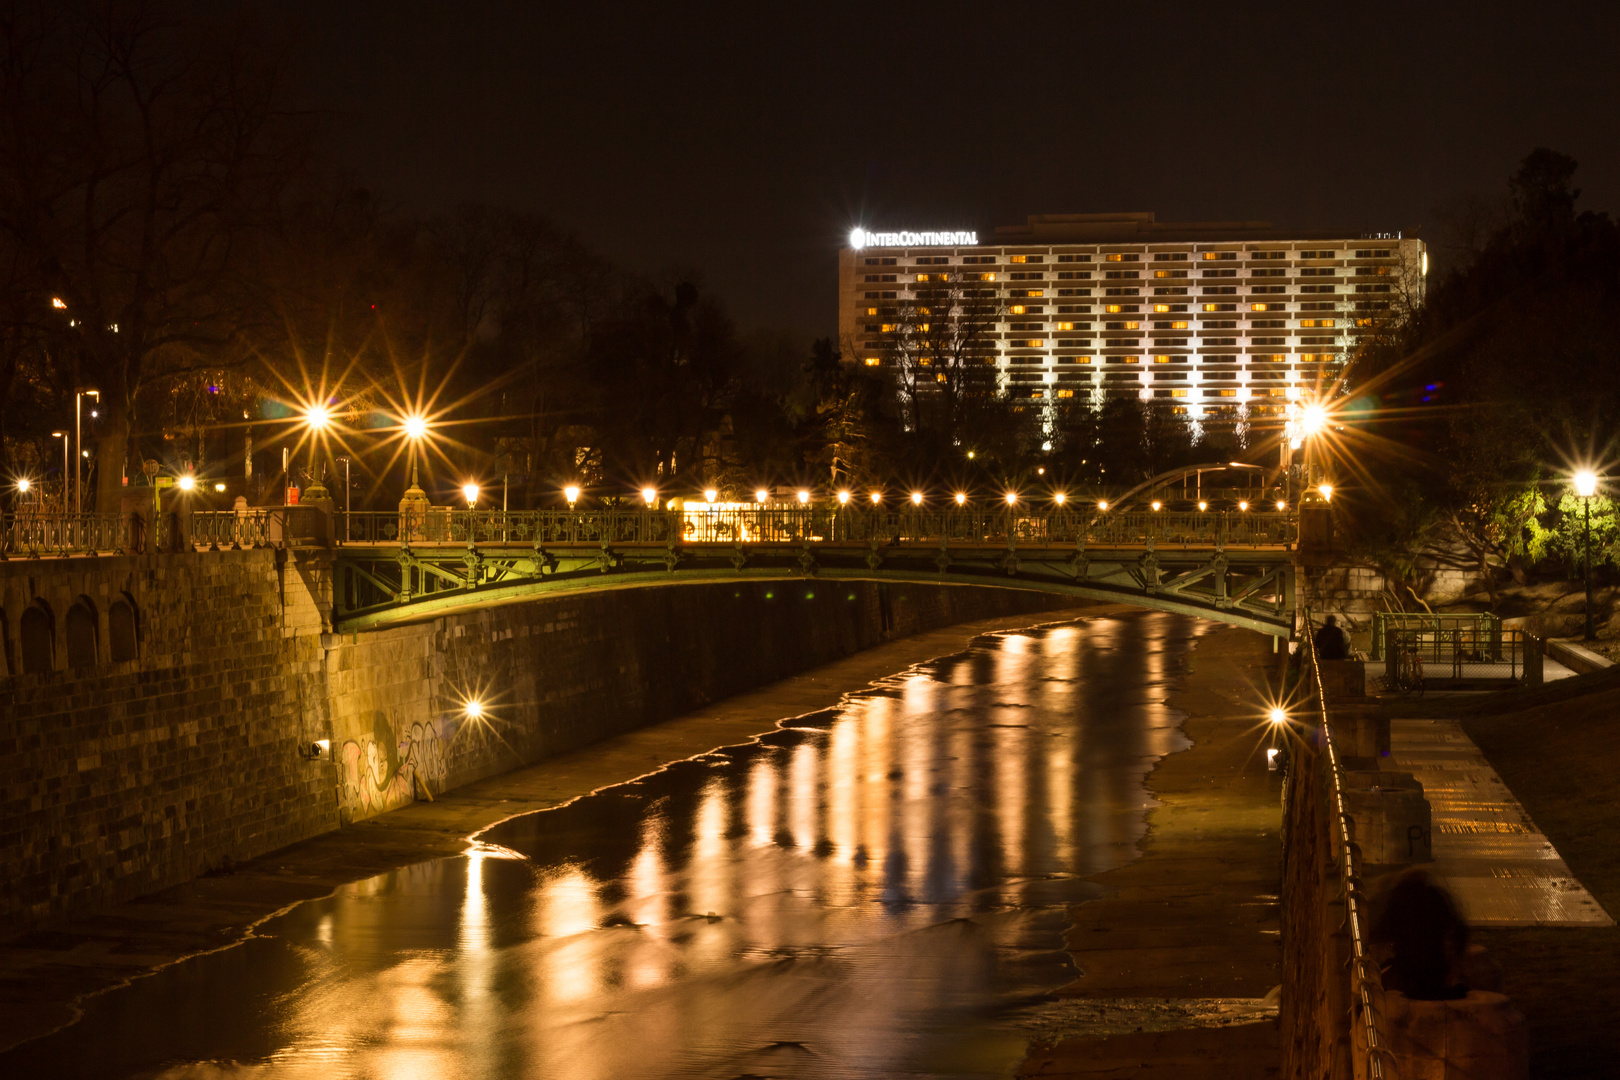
[1370,611,1500,661]
[0,512,129,558]
[335,508,1297,549]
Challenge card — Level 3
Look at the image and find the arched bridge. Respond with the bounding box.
[269,507,1299,636]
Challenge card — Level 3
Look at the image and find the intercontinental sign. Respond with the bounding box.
[848,227,977,250]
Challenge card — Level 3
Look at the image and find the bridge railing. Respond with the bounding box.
[334,508,1297,548]
[189,509,277,549]
[0,512,129,557]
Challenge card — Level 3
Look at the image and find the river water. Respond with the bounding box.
[6,610,1203,1080]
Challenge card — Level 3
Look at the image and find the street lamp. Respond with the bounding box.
[1576,470,1599,640]
[641,486,657,507]
[75,389,98,515]
[704,487,718,504]
[870,491,882,505]
[836,490,850,505]
[1317,483,1334,502]
[177,474,196,492]
[910,491,923,506]
[1054,492,1067,506]
[955,492,967,506]
[755,488,769,503]
[301,403,332,505]
[797,489,810,504]
[1004,491,1017,506]
[51,432,67,511]
[565,484,581,506]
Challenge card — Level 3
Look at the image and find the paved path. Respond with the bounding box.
[1389,717,1613,928]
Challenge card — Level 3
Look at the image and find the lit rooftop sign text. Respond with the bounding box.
[849,227,977,250]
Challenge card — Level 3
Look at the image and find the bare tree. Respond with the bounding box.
[0,1,307,510]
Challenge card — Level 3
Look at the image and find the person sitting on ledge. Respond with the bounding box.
[1372,869,1472,1000]
[1313,613,1351,661]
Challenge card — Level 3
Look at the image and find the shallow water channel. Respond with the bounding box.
[9,611,1203,1079]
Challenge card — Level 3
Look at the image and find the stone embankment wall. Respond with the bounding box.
[1,552,1072,925]
[0,549,335,926]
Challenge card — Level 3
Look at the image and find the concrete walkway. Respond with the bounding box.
[1019,625,1282,1079]
[1389,717,1613,928]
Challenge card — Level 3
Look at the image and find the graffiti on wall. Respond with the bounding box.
[338,710,459,820]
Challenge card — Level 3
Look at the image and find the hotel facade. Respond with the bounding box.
[837,212,1426,424]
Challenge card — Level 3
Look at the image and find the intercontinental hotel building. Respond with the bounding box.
[837,211,1426,424]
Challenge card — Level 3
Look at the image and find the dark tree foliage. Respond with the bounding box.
[1351,148,1620,597]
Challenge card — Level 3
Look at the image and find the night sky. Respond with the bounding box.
[284,1,1620,340]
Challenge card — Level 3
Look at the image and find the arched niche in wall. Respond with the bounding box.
[109,594,139,663]
[66,596,99,668]
[20,601,53,675]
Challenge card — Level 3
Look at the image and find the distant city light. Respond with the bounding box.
[214,483,226,492]
[51,297,65,309]
[1198,500,1208,511]
[1151,500,1162,511]
[1238,501,1249,511]
[1277,500,1287,511]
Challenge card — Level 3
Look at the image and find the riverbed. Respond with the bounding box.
[2,610,1205,1079]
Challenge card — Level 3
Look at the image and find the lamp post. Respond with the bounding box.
[1576,470,1598,640]
[51,432,67,512]
[398,414,431,538]
[301,404,332,505]
[75,389,98,516]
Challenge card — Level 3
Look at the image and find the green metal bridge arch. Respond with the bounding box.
[298,508,1297,636]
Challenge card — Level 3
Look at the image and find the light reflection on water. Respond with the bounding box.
[4,611,1200,1080]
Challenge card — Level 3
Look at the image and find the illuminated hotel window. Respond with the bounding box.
[865,307,878,315]
[1010,254,1044,263]
[1056,322,1075,331]
[1251,303,1271,311]
[1269,387,1288,396]
[1013,290,1045,297]
[1171,389,1189,397]
[1153,269,1188,278]
[1010,305,1026,315]
[1125,321,1140,329]
[1023,339,1045,347]
[1203,302,1236,312]
[1058,356,1093,364]
[864,358,880,366]
[1217,388,1238,396]
[1154,355,1172,363]
[1299,319,1336,327]
[1055,389,1075,398]
[1201,251,1237,260]
[1171,321,1188,329]
[975,272,996,281]
[1356,317,1374,327]
[1105,304,1121,313]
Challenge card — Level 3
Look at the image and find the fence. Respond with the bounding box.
[334,507,1298,548]
[0,507,1299,556]
[1282,610,1389,1080]
[1381,626,1535,690]
[1370,612,1500,661]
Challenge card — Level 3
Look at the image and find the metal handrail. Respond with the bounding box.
[0,512,128,557]
[1303,608,1389,1078]
[1370,611,1500,660]
[335,508,1298,548]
